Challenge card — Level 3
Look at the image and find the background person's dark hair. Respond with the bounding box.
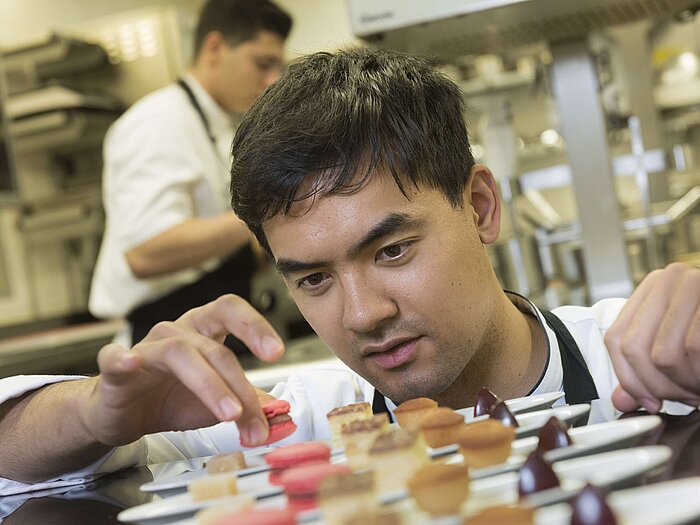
[230,48,476,255]
[194,0,292,56]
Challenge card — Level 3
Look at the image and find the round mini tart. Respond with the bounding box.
[265,441,331,485]
[462,505,535,525]
[408,463,470,516]
[393,397,438,430]
[455,419,516,468]
[240,399,297,448]
[417,407,465,448]
[279,462,351,512]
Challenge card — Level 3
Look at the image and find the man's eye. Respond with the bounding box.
[296,272,329,289]
[377,242,410,261]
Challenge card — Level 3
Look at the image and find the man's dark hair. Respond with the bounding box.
[230,48,475,255]
[194,0,292,55]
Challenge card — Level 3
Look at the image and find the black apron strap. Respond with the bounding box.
[541,310,599,404]
[176,78,217,145]
[372,388,395,423]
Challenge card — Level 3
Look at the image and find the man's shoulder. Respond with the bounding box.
[110,83,193,133]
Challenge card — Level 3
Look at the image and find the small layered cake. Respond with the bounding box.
[279,462,351,512]
[417,407,465,448]
[393,397,438,430]
[265,441,331,485]
[341,509,405,525]
[408,463,470,516]
[455,419,515,469]
[340,414,390,470]
[462,505,535,524]
[194,496,255,525]
[318,470,377,525]
[188,472,238,502]
[327,402,373,449]
[206,451,247,475]
[368,428,429,496]
[213,508,297,525]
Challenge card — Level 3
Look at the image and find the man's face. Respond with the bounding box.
[264,171,503,403]
[211,30,284,113]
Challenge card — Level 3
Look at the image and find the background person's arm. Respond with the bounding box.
[125,212,252,279]
[0,296,284,483]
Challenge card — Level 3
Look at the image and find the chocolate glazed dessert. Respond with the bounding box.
[490,401,519,428]
[518,451,560,497]
[570,484,619,525]
[537,416,573,453]
[474,387,500,417]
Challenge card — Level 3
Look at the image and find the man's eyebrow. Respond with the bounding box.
[276,257,331,278]
[275,213,425,278]
[346,213,425,259]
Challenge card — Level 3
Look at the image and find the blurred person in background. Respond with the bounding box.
[88,0,292,350]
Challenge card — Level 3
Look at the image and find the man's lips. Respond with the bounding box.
[364,337,421,369]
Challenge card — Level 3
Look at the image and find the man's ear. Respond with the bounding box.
[199,31,226,65]
[465,164,501,244]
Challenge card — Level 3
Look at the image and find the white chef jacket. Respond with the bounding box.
[0,294,626,499]
[88,75,242,334]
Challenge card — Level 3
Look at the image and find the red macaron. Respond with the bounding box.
[265,441,331,485]
[279,462,352,512]
[212,508,296,525]
[240,399,297,448]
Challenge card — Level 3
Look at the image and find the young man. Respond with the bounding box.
[89,0,292,348]
[0,49,698,493]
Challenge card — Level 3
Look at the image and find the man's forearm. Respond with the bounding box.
[0,379,112,483]
[126,213,252,279]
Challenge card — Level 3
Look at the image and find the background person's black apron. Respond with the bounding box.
[127,79,255,353]
[372,310,599,419]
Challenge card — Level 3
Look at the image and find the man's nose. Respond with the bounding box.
[264,68,281,89]
[341,273,398,333]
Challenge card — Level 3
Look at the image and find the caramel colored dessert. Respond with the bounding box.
[195,496,255,525]
[462,505,535,525]
[319,471,377,525]
[340,413,390,470]
[418,407,466,448]
[393,397,439,430]
[368,428,429,496]
[455,419,515,468]
[327,402,373,449]
[518,450,560,497]
[206,451,247,474]
[408,463,470,516]
[188,472,238,502]
[473,387,500,417]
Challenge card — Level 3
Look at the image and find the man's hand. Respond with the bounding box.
[80,294,284,448]
[605,263,700,413]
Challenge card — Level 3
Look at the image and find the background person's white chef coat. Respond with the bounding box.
[88,75,242,345]
[0,296,627,499]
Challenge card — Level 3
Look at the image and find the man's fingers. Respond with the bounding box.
[179,295,284,363]
[97,344,143,385]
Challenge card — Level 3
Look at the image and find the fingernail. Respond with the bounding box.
[640,397,662,413]
[246,418,268,445]
[261,335,282,358]
[219,397,241,420]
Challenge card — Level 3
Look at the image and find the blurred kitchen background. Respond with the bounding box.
[0,0,699,384]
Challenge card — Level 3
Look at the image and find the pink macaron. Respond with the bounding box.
[240,399,297,448]
[265,441,331,485]
[279,462,351,512]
